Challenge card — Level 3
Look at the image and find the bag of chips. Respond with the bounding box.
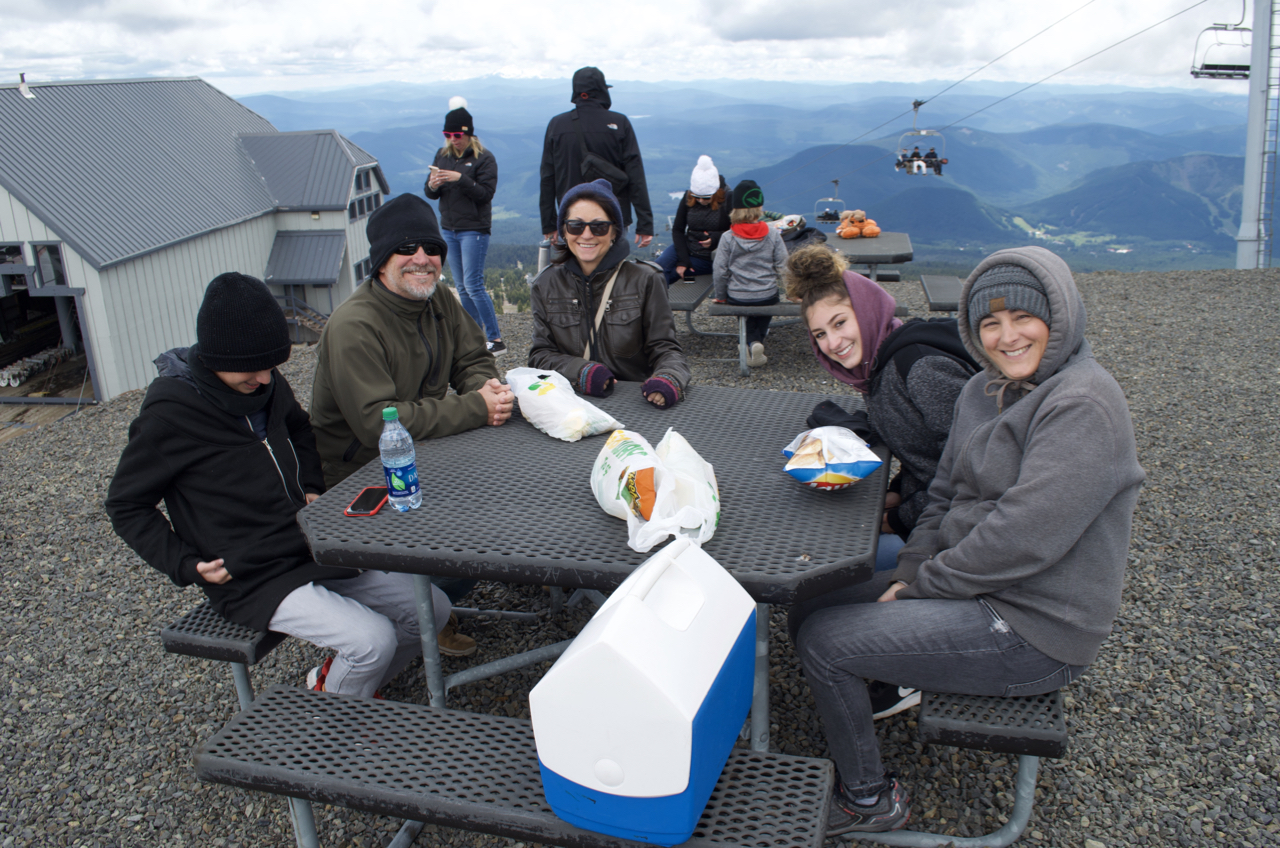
[781,426,882,491]
[591,429,719,552]
[506,367,622,442]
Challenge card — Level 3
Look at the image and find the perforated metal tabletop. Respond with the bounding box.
[829,231,914,266]
[300,384,884,605]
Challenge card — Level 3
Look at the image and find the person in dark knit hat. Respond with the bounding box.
[425,95,505,354]
[539,67,654,247]
[311,193,513,656]
[712,179,787,368]
[529,179,690,407]
[107,273,458,698]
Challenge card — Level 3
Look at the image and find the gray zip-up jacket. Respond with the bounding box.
[712,225,787,302]
[893,246,1144,667]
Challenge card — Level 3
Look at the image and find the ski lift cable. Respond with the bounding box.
[770,0,1214,206]
[938,0,1214,131]
[920,0,1103,107]
[761,0,1104,189]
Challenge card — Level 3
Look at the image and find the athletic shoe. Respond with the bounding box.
[306,656,333,692]
[868,681,921,720]
[438,613,478,657]
[826,774,910,836]
[747,342,768,368]
[487,340,508,356]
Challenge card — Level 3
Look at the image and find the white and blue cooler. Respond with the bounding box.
[529,537,756,846]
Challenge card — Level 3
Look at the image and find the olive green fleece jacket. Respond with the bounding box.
[310,279,498,486]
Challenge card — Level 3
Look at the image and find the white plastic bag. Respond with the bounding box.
[591,428,718,552]
[506,367,622,442]
[781,426,882,491]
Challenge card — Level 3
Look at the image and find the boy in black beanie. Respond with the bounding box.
[107,273,458,697]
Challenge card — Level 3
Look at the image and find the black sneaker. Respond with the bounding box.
[827,775,910,836]
[487,340,508,356]
[868,681,921,720]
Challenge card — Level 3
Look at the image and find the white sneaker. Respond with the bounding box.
[748,342,767,368]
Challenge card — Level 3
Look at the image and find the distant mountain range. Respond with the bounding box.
[238,78,1251,263]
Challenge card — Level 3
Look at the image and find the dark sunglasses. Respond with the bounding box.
[564,219,613,237]
[393,241,443,256]
[442,131,468,139]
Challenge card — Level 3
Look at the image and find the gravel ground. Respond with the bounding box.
[2,268,1278,848]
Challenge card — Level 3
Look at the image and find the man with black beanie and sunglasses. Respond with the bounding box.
[106,273,458,696]
[309,194,511,657]
[310,193,512,489]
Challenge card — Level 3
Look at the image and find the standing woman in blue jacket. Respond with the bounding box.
[425,97,505,355]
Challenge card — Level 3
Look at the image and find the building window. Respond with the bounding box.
[354,258,373,282]
[34,244,67,287]
[1,245,24,265]
[349,202,357,221]
[349,169,382,222]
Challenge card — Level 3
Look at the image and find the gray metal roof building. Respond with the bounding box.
[0,76,388,401]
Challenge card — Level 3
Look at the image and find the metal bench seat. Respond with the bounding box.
[197,684,835,848]
[161,602,287,710]
[860,690,1067,848]
[919,275,962,313]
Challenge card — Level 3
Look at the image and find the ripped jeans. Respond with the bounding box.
[792,572,1082,797]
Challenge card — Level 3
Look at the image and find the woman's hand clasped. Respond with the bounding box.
[877,581,907,603]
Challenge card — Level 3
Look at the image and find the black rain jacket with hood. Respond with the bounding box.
[105,350,354,632]
[539,68,653,236]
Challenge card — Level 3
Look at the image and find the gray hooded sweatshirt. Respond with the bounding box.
[893,246,1144,667]
[712,225,788,302]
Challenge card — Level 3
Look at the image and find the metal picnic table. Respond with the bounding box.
[298,383,886,752]
[830,231,913,282]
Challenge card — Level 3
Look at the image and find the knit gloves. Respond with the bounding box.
[642,374,684,409]
[806,400,873,441]
[578,363,616,397]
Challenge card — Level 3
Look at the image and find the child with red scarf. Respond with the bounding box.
[712,180,789,368]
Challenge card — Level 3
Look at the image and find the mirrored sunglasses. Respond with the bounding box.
[564,219,613,237]
[392,241,443,256]
[442,131,468,139]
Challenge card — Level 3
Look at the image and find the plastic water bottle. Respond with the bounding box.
[379,407,421,512]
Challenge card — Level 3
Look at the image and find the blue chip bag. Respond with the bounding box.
[781,426,882,491]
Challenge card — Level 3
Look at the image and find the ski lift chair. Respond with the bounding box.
[814,179,846,226]
[1191,0,1250,80]
[897,99,948,175]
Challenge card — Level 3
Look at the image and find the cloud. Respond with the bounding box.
[0,0,1250,95]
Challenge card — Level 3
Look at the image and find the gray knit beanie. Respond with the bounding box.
[967,264,1050,334]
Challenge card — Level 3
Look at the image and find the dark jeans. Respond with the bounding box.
[655,246,714,285]
[433,578,477,605]
[727,293,778,345]
[791,573,1082,796]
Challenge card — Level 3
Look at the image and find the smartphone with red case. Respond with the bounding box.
[344,486,389,516]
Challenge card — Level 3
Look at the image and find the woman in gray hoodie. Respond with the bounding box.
[794,246,1144,835]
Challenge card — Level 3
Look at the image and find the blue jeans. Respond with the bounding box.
[874,532,904,572]
[791,573,1082,796]
[655,245,714,285]
[442,229,500,341]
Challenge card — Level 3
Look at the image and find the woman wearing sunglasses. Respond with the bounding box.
[654,155,732,286]
[424,96,506,355]
[529,179,691,408]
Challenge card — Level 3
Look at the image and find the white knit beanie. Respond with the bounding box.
[689,155,719,197]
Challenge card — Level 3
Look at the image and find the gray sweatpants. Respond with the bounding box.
[268,570,451,698]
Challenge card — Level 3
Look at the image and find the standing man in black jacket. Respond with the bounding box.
[105,273,458,698]
[539,67,653,247]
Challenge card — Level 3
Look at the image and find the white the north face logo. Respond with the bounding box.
[607,123,618,130]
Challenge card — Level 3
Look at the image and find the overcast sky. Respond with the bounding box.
[0,0,1256,96]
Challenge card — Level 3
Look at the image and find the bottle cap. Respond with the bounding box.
[382,407,399,421]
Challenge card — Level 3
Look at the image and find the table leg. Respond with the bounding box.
[738,317,750,377]
[751,602,770,752]
[867,262,879,282]
[412,574,445,706]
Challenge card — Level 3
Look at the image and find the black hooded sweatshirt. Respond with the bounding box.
[105,349,354,632]
[539,68,653,236]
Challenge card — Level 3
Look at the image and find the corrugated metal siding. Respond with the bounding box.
[0,78,278,270]
[97,214,277,396]
[264,231,346,285]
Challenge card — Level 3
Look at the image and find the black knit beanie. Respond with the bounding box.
[967,264,1051,334]
[557,179,624,238]
[367,194,448,277]
[195,273,291,372]
[443,96,474,134]
[732,180,764,209]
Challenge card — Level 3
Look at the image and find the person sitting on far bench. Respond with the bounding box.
[712,179,788,368]
[923,147,942,175]
[105,273,456,698]
[787,247,1144,835]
